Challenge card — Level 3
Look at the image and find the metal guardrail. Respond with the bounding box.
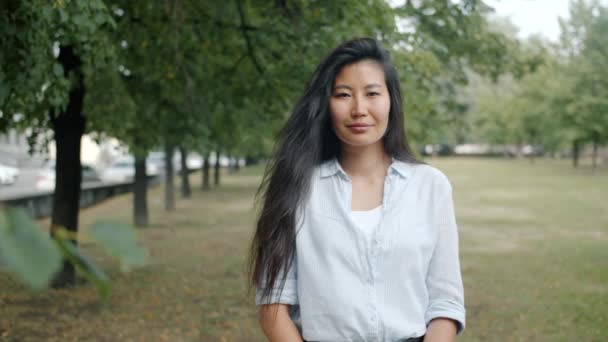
[0,176,160,219]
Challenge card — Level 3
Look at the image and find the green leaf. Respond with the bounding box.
[106,16,117,30]
[0,208,62,291]
[41,6,53,22]
[53,63,63,77]
[58,8,69,23]
[54,235,111,301]
[94,13,106,25]
[72,14,87,27]
[87,221,147,272]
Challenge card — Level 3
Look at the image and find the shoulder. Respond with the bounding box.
[307,161,333,198]
[396,161,453,194]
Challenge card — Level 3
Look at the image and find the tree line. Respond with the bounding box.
[464,0,608,169]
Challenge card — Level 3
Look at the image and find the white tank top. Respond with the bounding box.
[350,205,382,239]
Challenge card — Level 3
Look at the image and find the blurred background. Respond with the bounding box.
[0,0,606,341]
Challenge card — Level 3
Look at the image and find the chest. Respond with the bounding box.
[300,176,438,264]
[350,177,385,211]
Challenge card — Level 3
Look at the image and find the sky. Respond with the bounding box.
[388,0,574,42]
[484,0,571,41]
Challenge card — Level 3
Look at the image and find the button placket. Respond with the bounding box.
[366,172,392,340]
[370,173,392,267]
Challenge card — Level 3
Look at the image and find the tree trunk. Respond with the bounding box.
[50,45,85,287]
[529,151,535,164]
[572,140,580,168]
[592,135,598,172]
[228,155,236,174]
[202,152,210,191]
[516,143,523,158]
[214,150,221,186]
[133,154,148,227]
[179,146,191,198]
[529,132,537,164]
[235,156,240,172]
[164,144,175,211]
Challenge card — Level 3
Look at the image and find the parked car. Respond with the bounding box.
[0,163,19,185]
[100,156,158,183]
[35,160,101,190]
[146,151,196,173]
[147,151,170,174]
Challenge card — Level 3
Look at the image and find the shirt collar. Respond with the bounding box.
[319,157,412,179]
[319,158,348,179]
[388,159,413,179]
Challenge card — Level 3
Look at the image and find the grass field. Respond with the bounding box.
[0,158,606,341]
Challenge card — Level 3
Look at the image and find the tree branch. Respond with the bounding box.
[235,0,267,77]
[235,0,290,107]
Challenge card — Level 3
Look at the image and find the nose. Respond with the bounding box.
[351,96,367,117]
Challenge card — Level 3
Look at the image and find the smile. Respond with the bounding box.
[347,124,372,133]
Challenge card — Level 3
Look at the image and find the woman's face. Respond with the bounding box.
[329,59,391,149]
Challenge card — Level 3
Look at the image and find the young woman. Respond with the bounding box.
[248,38,465,342]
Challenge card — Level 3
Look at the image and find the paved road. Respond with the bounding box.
[0,168,41,200]
[0,168,108,201]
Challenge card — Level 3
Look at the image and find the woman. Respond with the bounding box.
[248,37,465,342]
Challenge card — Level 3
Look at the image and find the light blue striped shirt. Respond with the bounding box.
[256,158,465,341]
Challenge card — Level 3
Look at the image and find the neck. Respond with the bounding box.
[338,142,391,179]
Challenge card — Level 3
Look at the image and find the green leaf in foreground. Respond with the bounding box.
[0,208,62,291]
[87,221,147,272]
[54,235,111,301]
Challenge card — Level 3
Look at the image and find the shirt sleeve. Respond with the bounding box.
[425,182,466,334]
[255,251,298,306]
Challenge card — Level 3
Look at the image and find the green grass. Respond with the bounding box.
[0,158,606,341]
[438,158,608,342]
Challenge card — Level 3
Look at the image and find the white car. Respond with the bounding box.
[100,157,158,183]
[0,163,19,185]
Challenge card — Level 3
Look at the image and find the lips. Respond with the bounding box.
[346,123,372,133]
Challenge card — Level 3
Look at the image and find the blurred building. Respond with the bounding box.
[0,129,45,167]
[0,129,124,169]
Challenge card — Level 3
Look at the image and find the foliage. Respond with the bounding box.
[0,0,117,153]
[558,2,608,147]
[464,0,608,158]
[0,208,62,291]
[390,0,517,147]
[2,0,520,157]
[88,221,147,272]
[0,207,147,300]
[96,1,515,157]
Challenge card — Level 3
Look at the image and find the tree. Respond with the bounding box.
[96,1,210,216]
[557,0,608,169]
[386,0,519,149]
[1,0,118,286]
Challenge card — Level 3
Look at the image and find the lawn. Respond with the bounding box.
[0,158,606,341]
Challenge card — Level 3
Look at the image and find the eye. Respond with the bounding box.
[335,93,351,98]
[368,92,380,97]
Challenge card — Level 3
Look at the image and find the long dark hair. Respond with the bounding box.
[248,37,419,302]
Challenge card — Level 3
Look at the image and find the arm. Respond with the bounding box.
[258,304,304,342]
[424,182,466,336]
[423,318,458,342]
[256,252,301,341]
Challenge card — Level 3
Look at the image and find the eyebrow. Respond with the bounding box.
[333,83,383,90]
